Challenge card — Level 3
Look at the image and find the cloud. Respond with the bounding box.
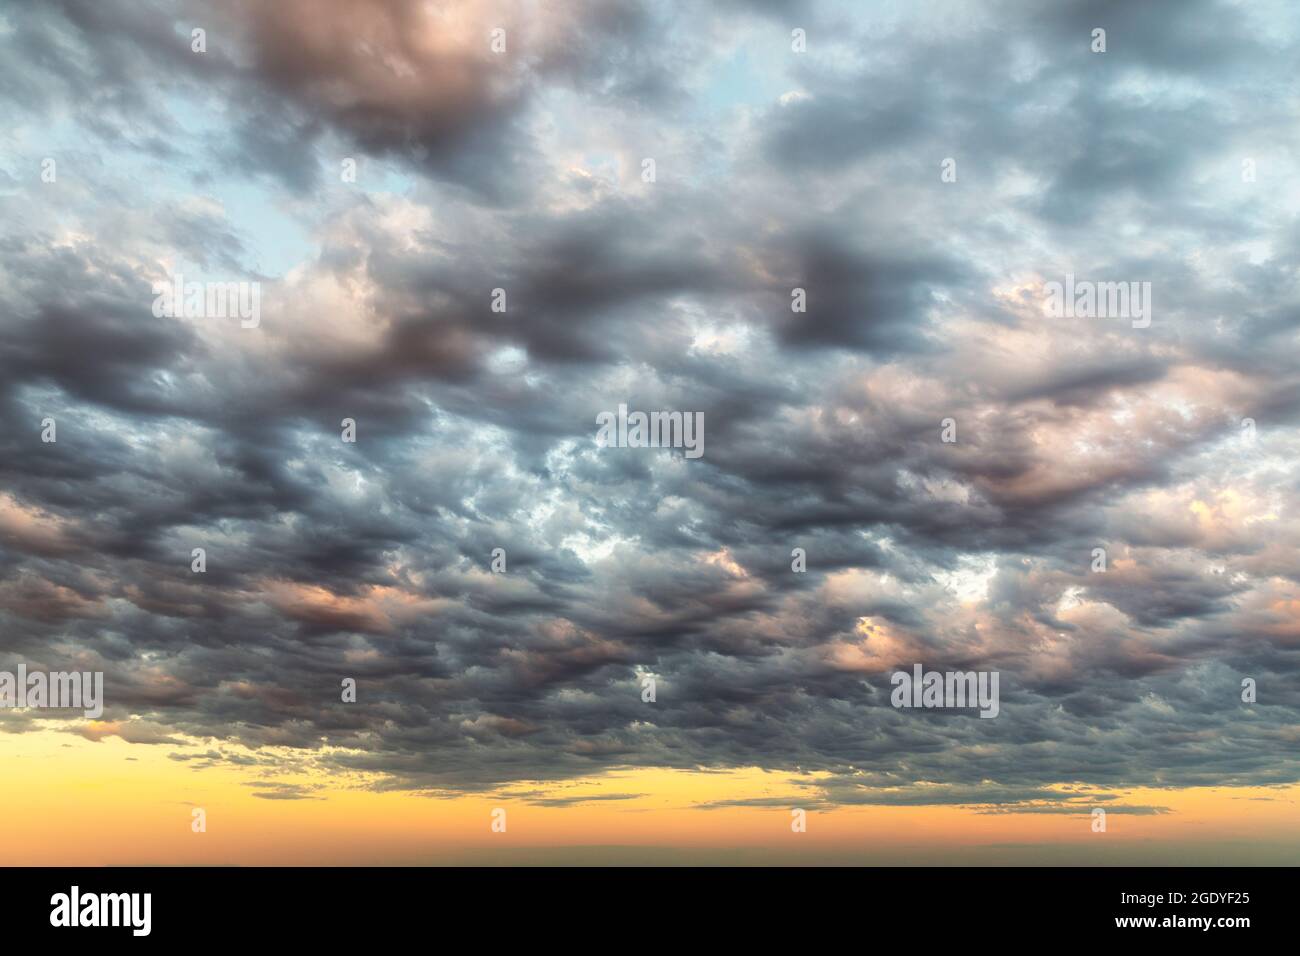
[0,0,1296,802]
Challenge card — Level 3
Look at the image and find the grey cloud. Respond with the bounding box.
[0,0,1297,803]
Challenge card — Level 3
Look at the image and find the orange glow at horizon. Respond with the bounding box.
[3,727,1297,865]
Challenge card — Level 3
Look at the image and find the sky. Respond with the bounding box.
[0,0,1298,865]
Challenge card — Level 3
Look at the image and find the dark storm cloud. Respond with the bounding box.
[0,0,1297,806]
